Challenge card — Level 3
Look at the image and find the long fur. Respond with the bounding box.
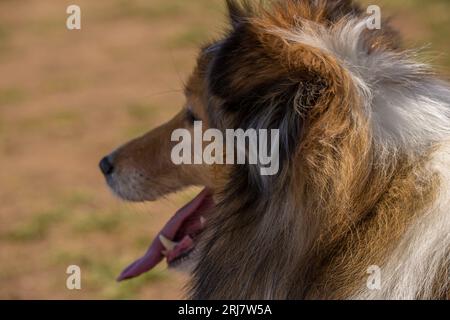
[188,0,450,299]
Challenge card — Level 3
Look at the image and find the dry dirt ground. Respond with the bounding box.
[0,0,449,299]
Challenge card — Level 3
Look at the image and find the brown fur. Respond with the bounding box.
[109,0,448,299]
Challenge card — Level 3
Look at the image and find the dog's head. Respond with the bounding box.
[99,0,399,281]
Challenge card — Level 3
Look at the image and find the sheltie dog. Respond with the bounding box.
[99,0,449,299]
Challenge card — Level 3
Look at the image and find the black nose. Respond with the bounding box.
[99,156,114,175]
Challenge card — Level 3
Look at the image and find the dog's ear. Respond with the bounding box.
[207,26,315,173]
[208,19,339,122]
[207,18,359,178]
[226,0,362,30]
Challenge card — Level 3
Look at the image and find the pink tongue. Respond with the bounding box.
[117,188,210,282]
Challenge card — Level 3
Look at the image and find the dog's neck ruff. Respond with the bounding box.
[191,10,450,299]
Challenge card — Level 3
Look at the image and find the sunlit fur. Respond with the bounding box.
[108,0,449,299]
[189,0,449,299]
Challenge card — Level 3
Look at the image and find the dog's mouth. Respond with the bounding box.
[117,188,214,281]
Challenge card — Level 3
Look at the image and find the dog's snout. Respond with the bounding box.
[99,156,114,176]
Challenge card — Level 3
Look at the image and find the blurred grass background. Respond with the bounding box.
[0,0,449,299]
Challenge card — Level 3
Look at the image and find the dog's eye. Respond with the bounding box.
[186,109,200,124]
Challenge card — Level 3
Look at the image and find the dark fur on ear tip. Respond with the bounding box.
[225,0,254,28]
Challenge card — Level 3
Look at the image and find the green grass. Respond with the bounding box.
[133,234,155,250]
[3,208,67,242]
[123,124,150,140]
[103,268,168,299]
[72,211,124,234]
[51,110,82,124]
[1,190,98,242]
[0,119,4,141]
[63,190,95,208]
[51,250,168,299]
[0,24,8,41]
[0,88,27,107]
[56,189,128,234]
[126,102,157,120]
[18,110,83,137]
[0,24,10,54]
[42,77,85,94]
[50,251,93,267]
